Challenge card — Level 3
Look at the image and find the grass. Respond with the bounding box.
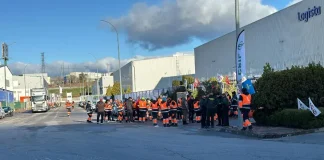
[48,87,89,98]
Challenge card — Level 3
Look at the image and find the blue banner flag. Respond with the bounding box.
[242,79,255,94]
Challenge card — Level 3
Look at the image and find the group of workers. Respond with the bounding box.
[70,87,253,130]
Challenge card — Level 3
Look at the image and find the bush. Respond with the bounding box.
[254,108,324,129]
[172,80,181,87]
[253,63,324,110]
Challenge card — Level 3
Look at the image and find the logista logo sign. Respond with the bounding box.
[298,6,321,22]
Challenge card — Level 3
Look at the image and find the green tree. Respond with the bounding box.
[79,73,88,82]
[125,86,132,94]
[106,85,112,96]
[263,62,274,75]
[111,81,121,95]
[209,77,218,82]
[172,80,181,87]
[182,75,194,84]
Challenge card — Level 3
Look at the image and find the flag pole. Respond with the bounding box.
[235,0,243,129]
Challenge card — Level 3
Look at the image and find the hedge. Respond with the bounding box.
[254,108,324,129]
[253,63,324,110]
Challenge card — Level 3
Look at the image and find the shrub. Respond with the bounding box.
[254,108,324,129]
[253,62,324,110]
[172,80,181,87]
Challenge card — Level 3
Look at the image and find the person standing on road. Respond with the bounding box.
[160,97,170,127]
[220,94,230,126]
[200,95,207,129]
[231,91,239,118]
[86,101,93,123]
[151,99,159,127]
[187,95,195,123]
[181,97,189,125]
[206,93,217,128]
[65,100,72,116]
[138,97,147,123]
[239,88,253,131]
[125,97,134,122]
[96,98,105,124]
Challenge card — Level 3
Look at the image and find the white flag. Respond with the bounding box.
[297,98,308,110]
[59,86,62,94]
[308,98,321,117]
[236,30,246,83]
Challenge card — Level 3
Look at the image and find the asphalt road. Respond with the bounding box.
[0,107,323,160]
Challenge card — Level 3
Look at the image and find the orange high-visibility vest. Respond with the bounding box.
[139,100,147,109]
[170,100,177,109]
[239,94,251,109]
[160,102,168,111]
[194,101,200,109]
[151,102,159,110]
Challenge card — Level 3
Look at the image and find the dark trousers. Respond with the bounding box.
[189,110,194,122]
[222,107,229,126]
[105,111,112,121]
[201,110,207,128]
[206,108,216,127]
[217,108,223,125]
[127,109,133,121]
[97,112,104,123]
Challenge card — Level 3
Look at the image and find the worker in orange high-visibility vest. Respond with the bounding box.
[138,97,147,122]
[65,100,72,116]
[193,100,201,123]
[160,98,170,127]
[238,88,253,131]
[169,100,178,127]
[151,99,159,127]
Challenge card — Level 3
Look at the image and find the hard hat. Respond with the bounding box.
[141,97,145,100]
[162,97,167,102]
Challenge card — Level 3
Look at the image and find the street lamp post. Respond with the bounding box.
[88,53,100,100]
[24,64,28,109]
[235,0,243,129]
[100,20,123,101]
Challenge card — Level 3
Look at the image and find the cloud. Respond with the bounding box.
[8,51,193,77]
[8,55,147,77]
[286,0,302,7]
[108,0,277,51]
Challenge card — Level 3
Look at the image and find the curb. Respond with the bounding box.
[217,127,319,139]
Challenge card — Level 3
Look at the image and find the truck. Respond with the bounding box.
[66,92,72,102]
[31,88,50,113]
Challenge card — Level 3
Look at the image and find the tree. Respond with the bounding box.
[182,75,194,84]
[125,86,132,94]
[106,85,112,96]
[79,73,88,82]
[263,62,274,75]
[111,81,121,95]
[70,75,78,83]
[172,80,181,87]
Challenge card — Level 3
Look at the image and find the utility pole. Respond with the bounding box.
[235,0,243,129]
[2,43,8,106]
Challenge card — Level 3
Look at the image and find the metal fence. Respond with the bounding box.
[107,87,178,100]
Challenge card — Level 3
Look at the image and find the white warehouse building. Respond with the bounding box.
[113,53,195,92]
[195,0,324,79]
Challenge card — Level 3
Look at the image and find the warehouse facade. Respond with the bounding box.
[195,0,323,80]
[113,53,195,92]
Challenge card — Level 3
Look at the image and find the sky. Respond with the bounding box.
[0,0,302,76]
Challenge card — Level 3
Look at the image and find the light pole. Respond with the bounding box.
[235,0,243,129]
[24,64,28,109]
[88,53,100,100]
[100,20,123,101]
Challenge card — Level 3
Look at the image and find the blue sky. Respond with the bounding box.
[0,0,299,75]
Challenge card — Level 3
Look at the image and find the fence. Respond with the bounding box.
[110,87,183,100]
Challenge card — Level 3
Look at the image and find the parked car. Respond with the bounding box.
[0,107,6,119]
[2,106,13,117]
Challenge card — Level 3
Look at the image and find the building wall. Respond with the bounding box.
[70,72,102,80]
[12,75,48,101]
[114,54,195,92]
[92,76,114,95]
[23,73,51,84]
[0,66,13,91]
[195,0,324,79]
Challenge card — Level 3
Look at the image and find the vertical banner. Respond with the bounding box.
[236,30,246,84]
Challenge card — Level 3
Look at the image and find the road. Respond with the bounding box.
[0,107,324,160]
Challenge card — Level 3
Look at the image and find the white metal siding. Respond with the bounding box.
[113,55,195,92]
[195,0,324,79]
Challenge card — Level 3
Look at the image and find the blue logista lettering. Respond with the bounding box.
[298,6,321,22]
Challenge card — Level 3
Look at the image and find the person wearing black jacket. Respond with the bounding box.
[187,95,195,123]
[125,97,134,122]
[206,93,217,128]
[219,94,230,126]
[199,95,207,128]
[86,101,93,123]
